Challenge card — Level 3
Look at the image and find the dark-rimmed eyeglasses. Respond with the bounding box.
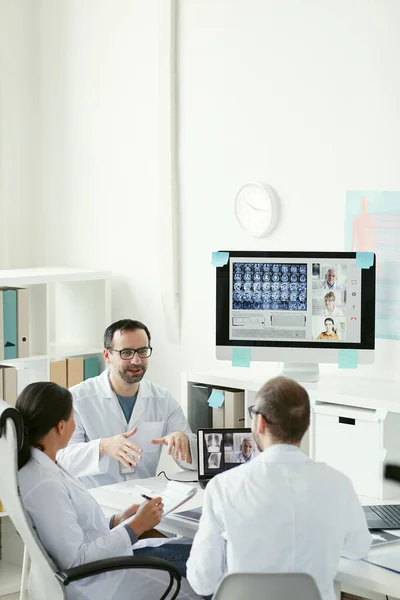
[108,347,153,360]
[248,405,272,423]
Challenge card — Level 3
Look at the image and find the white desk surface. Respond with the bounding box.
[185,365,400,413]
[89,470,400,600]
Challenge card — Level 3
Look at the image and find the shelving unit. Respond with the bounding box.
[0,559,24,596]
[0,267,111,597]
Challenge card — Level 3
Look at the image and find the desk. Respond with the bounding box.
[89,471,400,600]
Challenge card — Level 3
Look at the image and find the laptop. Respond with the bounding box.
[363,504,400,530]
[197,428,260,489]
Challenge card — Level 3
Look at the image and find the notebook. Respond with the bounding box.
[112,481,197,530]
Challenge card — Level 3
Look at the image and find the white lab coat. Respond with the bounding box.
[57,370,196,488]
[187,444,371,600]
[19,448,199,600]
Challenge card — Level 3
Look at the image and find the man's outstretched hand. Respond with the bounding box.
[151,431,192,464]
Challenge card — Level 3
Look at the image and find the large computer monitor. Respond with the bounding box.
[216,251,376,381]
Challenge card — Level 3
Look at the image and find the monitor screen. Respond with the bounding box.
[198,428,260,479]
[216,251,375,365]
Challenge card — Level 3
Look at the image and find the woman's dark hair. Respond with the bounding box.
[324,317,336,333]
[16,382,73,470]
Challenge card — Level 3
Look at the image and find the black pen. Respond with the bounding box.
[141,493,153,501]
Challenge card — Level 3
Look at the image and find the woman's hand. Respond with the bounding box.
[112,503,140,528]
[128,497,164,537]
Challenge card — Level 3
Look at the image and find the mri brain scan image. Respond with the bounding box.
[232,262,307,311]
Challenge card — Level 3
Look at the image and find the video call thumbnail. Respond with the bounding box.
[203,431,259,476]
[311,263,347,341]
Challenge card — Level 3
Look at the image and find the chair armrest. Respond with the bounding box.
[56,555,181,585]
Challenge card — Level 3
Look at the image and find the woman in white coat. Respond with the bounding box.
[16,382,199,600]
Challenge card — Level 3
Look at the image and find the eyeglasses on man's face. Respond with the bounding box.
[248,405,271,423]
[108,347,153,360]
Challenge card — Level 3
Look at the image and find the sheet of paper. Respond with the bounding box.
[112,481,197,530]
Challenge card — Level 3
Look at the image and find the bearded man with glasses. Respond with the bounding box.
[57,319,196,489]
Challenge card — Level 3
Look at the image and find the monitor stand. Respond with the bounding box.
[281,362,319,383]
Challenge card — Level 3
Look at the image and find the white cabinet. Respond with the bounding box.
[313,403,400,499]
[0,267,111,596]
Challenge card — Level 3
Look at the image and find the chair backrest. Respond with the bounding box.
[213,572,322,600]
[0,400,66,600]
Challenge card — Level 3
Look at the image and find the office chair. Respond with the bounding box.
[212,572,322,600]
[0,400,182,600]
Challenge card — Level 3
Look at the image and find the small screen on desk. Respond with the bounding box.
[198,428,260,477]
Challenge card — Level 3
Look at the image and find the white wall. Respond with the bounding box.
[178,0,400,380]
[36,0,179,390]
[0,0,39,268]
[33,0,400,397]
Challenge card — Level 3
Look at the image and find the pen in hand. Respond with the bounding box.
[141,493,153,501]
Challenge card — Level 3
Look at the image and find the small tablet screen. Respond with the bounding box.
[198,428,260,478]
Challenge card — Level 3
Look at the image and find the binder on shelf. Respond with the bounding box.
[224,390,245,428]
[84,357,99,380]
[17,288,30,358]
[2,366,17,406]
[187,384,212,431]
[50,360,67,387]
[17,368,30,395]
[2,289,17,359]
[67,357,84,387]
[212,405,225,428]
[0,290,4,361]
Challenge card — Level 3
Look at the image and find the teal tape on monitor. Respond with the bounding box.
[208,389,225,408]
[338,349,358,369]
[211,252,229,267]
[232,347,251,368]
[356,252,374,269]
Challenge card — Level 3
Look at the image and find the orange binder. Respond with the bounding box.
[67,357,84,387]
[50,360,67,388]
[2,366,17,406]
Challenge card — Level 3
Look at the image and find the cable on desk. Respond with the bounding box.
[157,470,198,483]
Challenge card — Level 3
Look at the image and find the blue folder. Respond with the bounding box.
[84,357,99,380]
[3,290,17,359]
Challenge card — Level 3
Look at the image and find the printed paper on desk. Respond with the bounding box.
[112,481,197,531]
[161,481,198,516]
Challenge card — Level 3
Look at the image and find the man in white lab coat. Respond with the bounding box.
[57,319,196,488]
[187,376,371,600]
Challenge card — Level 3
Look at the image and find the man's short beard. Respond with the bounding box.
[119,367,146,384]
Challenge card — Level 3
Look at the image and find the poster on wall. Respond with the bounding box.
[345,191,400,340]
